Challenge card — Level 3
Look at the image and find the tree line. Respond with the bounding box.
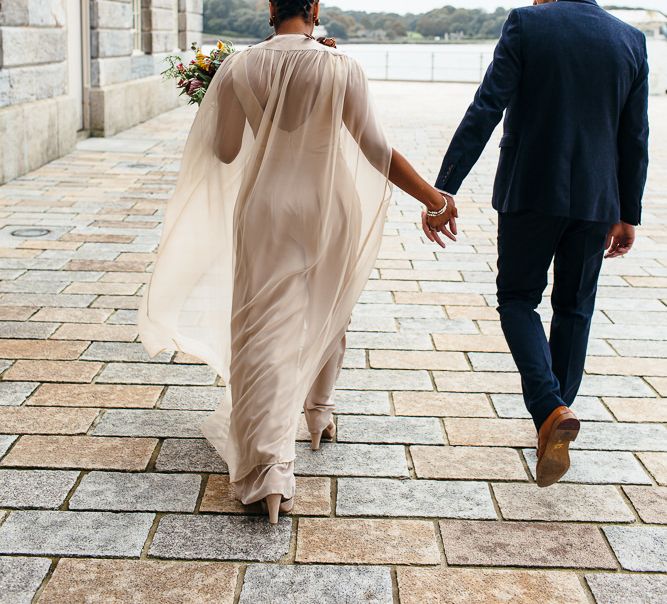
[203,1,511,41]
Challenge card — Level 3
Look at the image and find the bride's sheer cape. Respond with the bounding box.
[138,34,393,485]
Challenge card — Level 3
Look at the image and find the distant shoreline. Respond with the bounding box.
[202,34,500,46]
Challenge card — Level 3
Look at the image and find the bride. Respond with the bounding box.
[138,0,457,523]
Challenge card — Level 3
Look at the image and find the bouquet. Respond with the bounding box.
[162,41,235,106]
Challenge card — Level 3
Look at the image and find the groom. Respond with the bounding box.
[435,0,649,486]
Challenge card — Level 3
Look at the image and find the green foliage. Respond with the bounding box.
[203,0,510,40]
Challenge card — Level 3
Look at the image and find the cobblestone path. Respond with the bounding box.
[0,82,666,603]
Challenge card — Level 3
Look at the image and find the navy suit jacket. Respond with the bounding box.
[435,0,649,225]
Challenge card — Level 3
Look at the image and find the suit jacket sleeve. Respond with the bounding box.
[617,35,649,226]
[435,10,522,194]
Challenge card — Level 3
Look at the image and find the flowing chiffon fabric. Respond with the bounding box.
[137,34,392,504]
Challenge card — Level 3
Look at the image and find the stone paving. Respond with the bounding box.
[0,81,666,603]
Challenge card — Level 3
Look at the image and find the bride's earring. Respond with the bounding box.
[314,18,320,26]
[269,16,275,26]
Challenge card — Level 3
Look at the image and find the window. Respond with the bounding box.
[132,0,142,51]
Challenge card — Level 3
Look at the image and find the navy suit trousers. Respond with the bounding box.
[496,210,611,429]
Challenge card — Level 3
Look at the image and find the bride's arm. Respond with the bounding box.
[342,58,457,244]
[213,62,246,164]
[389,148,458,244]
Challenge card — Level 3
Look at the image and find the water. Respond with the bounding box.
[338,43,496,83]
[203,40,667,92]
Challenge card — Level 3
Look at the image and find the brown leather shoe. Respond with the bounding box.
[536,406,580,487]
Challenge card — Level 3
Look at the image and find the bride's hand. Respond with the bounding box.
[422,191,458,248]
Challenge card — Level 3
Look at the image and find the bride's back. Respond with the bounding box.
[230,34,345,135]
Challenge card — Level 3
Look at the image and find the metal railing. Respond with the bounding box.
[341,48,495,84]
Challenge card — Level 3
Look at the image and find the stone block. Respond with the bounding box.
[6,62,67,105]
[0,436,16,460]
[492,483,635,522]
[149,514,291,561]
[331,390,390,415]
[0,26,66,68]
[337,415,444,444]
[39,559,239,604]
[96,361,216,385]
[90,56,133,87]
[623,486,667,523]
[411,445,527,480]
[0,382,38,406]
[0,435,157,471]
[0,407,99,435]
[91,29,133,59]
[0,95,76,185]
[89,74,181,137]
[90,0,133,30]
[92,409,209,437]
[398,567,589,604]
[28,0,66,27]
[294,442,409,477]
[586,574,667,604]
[0,510,154,557]
[69,471,201,512]
[27,383,161,409]
[155,438,228,472]
[573,422,667,451]
[337,477,496,519]
[0,556,51,604]
[240,564,393,604]
[603,526,667,571]
[159,385,224,410]
[338,368,432,391]
[200,475,330,516]
[296,518,440,565]
[0,1,29,26]
[523,449,651,484]
[440,520,616,569]
[638,452,667,485]
[0,469,78,509]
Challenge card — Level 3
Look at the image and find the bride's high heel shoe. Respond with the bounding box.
[260,493,295,524]
[310,418,336,451]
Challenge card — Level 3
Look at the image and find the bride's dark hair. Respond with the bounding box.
[270,0,318,23]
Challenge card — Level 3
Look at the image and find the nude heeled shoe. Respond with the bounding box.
[260,493,295,524]
[310,418,336,450]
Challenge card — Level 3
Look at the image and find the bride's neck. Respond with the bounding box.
[275,17,314,36]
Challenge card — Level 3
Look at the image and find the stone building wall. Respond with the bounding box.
[0,0,203,184]
[0,1,77,183]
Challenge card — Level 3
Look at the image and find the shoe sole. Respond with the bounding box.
[536,416,580,488]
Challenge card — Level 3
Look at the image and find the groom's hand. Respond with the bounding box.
[605,222,635,258]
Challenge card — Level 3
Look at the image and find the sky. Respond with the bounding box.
[322,1,667,14]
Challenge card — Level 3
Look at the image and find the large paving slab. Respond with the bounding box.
[522,449,652,484]
[0,510,154,557]
[0,469,78,509]
[492,483,635,522]
[603,526,667,572]
[0,82,665,598]
[585,573,667,604]
[68,471,201,512]
[0,557,51,604]
[294,442,409,477]
[239,564,393,604]
[296,518,440,565]
[38,559,239,604]
[336,477,496,518]
[0,435,157,470]
[149,514,291,562]
[440,520,617,568]
[397,567,589,604]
